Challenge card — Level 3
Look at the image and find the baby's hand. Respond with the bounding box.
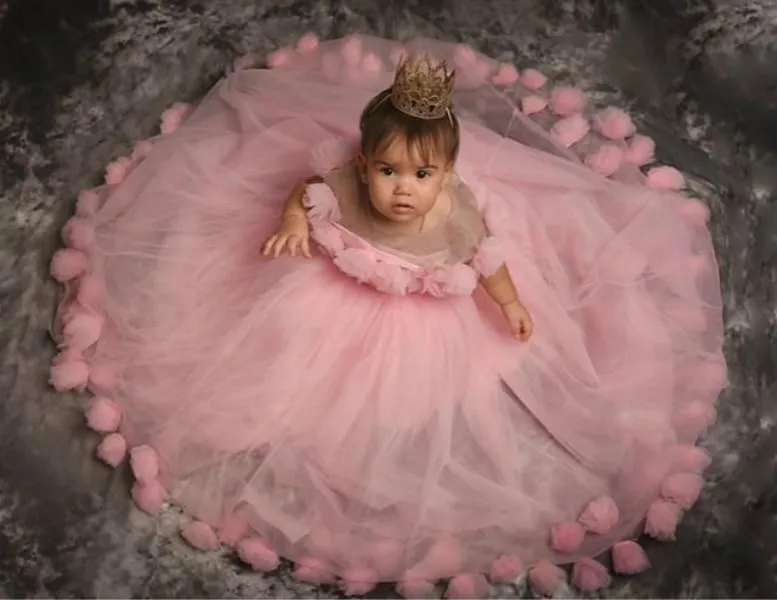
[502,300,534,341]
[261,213,311,258]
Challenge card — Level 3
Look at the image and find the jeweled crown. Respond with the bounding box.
[390,54,455,120]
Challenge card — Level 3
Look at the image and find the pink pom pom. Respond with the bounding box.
[646,165,685,190]
[492,63,519,86]
[521,95,548,115]
[661,473,704,509]
[585,144,624,176]
[131,479,165,515]
[132,139,153,161]
[368,539,404,578]
[644,499,682,540]
[677,198,710,224]
[62,217,95,251]
[390,46,408,66]
[397,578,436,599]
[520,68,547,90]
[571,558,611,591]
[341,36,362,66]
[232,53,255,71]
[578,495,620,534]
[293,556,335,584]
[673,401,716,438]
[454,44,477,65]
[490,554,523,583]
[446,573,489,599]
[51,248,88,282]
[625,134,655,165]
[296,32,319,54]
[237,537,280,571]
[96,432,127,467]
[105,156,134,186]
[362,52,383,72]
[414,539,462,580]
[550,114,590,147]
[181,521,220,551]
[673,445,712,474]
[550,86,586,116]
[472,237,504,277]
[612,541,651,574]
[77,275,103,307]
[267,46,293,68]
[160,102,191,135]
[85,396,121,433]
[592,107,636,140]
[339,567,378,596]
[76,189,99,217]
[63,311,103,351]
[129,444,160,484]
[550,521,585,553]
[49,353,89,391]
[529,560,566,596]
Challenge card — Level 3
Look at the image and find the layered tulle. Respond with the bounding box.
[49,34,726,597]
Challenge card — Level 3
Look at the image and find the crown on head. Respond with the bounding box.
[390,54,456,120]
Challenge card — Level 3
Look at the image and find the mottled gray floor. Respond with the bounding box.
[1,0,777,597]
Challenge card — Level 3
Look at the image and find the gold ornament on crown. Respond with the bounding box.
[390,54,456,120]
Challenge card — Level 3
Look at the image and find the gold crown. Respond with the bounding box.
[390,54,455,120]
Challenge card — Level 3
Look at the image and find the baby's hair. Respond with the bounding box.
[359,88,460,165]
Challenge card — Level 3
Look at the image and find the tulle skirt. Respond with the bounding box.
[50,34,726,595]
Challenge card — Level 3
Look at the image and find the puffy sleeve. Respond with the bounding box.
[455,170,508,278]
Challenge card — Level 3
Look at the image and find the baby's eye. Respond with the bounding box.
[380,167,394,176]
[416,170,431,179]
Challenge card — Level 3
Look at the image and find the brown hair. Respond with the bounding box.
[359,88,460,165]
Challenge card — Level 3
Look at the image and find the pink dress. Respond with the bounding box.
[49,34,726,597]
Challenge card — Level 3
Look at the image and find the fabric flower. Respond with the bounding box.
[371,260,413,295]
[310,223,345,253]
[441,264,478,296]
[332,247,376,284]
[472,236,505,277]
[592,107,636,140]
[304,183,342,222]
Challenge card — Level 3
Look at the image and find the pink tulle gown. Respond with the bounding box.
[49,34,727,597]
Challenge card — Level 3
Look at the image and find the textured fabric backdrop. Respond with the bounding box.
[1,0,776,597]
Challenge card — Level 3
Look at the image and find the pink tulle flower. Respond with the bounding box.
[62,217,95,251]
[454,43,477,65]
[267,46,293,68]
[673,445,712,474]
[293,556,335,584]
[160,102,191,135]
[304,183,342,221]
[592,107,636,140]
[371,260,413,295]
[311,224,345,253]
[339,567,378,596]
[584,144,624,176]
[132,139,154,161]
[441,264,478,296]
[677,198,710,224]
[85,396,122,433]
[550,86,587,116]
[129,444,160,484]
[341,36,363,66]
[612,541,650,574]
[77,275,103,306]
[446,574,489,599]
[644,499,682,540]
[76,189,99,217]
[131,479,165,515]
[520,68,547,90]
[492,63,519,86]
[472,236,505,277]
[104,156,134,186]
[571,558,611,591]
[396,578,435,599]
[490,554,524,583]
[660,473,703,509]
[521,95,548,115]
[550,521,585,553]
[673,400,716,438]
[529,560,566,596]
[296,32,319,53]
[625,134,655,165]
[362,52,383,72]
[646,165,685,190]
[237,537,281,571]
[182,521,220,551]
[550,114,590,147]
[368,539,404,578]
[578,495,620,534]
[96,432,127,467]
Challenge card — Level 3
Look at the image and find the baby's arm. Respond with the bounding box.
[261,175,323,258]
[480,266,534,341]
[281,175,324,220]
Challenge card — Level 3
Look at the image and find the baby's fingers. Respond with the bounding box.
[300,236,311,258]
[260,235,278,257]
[272,235,290,258]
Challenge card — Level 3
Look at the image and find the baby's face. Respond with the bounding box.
[359,137,451,225]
